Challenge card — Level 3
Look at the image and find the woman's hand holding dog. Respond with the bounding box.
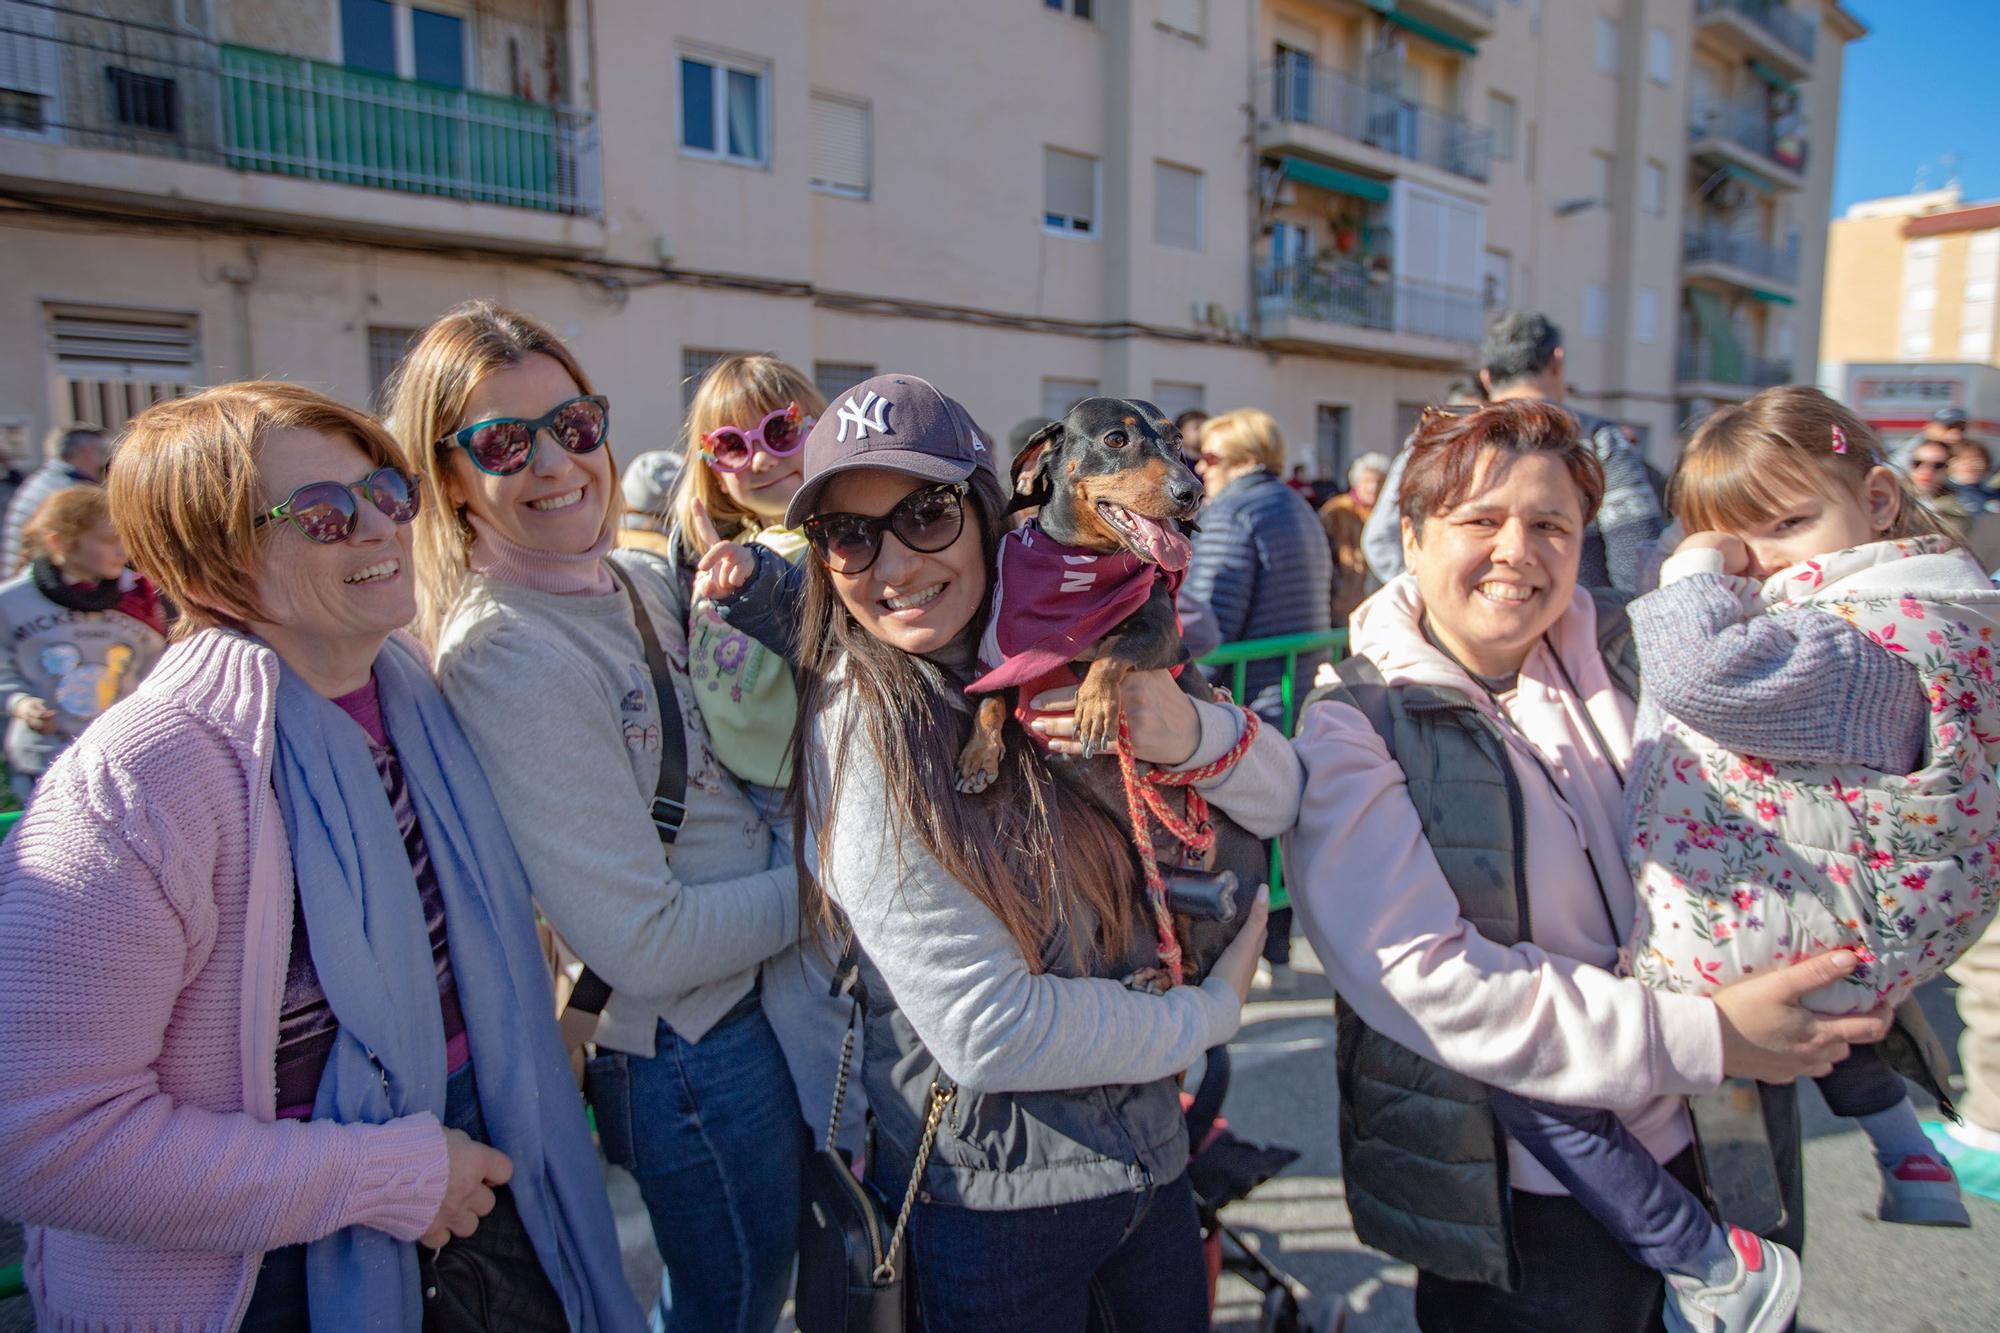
[1209,884,1271,1005]
[1030,669,1202,765]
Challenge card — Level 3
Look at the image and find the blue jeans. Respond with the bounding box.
[906,1172,1208,1333]
[587,992,804,1333]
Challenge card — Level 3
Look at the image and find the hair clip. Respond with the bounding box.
[1830,425,1849,455]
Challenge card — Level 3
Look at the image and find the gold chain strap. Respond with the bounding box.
[872,1080,956,1285]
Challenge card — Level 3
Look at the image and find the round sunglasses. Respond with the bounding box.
[700,403,813,474]
[802,482,968,575]
[256,466,422,544]
[440,394,610,477]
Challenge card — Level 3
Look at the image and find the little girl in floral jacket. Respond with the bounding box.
[1485,387,1996,1333]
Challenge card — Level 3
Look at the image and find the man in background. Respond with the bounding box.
[3,425,106,573]
[1361,312,1662,592]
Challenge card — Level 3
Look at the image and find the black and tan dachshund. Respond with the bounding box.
[962,396,1262,982]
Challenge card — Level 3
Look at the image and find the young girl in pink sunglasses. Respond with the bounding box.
[667,355,860,1148]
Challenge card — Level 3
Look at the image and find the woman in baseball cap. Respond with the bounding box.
[779,372,1297,1331]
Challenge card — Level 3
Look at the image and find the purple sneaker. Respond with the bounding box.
[1877,1151,1972,1227]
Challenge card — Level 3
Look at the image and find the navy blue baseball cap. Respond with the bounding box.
[784,373,994,528]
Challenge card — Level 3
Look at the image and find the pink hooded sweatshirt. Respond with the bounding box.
[0,629,450,1331]
[1287,578,1724,1194]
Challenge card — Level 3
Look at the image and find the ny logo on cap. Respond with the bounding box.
[835,391,892,443]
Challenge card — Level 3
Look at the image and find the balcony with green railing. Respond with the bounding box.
[0,7,600,218]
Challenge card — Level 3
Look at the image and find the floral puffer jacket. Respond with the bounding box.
[1630,537,2000,1013]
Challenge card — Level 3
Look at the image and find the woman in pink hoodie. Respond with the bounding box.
[1287,400,1895,1332]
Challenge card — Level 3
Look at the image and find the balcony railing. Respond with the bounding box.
[0,6,599,216]
[1678,338,1792,388]
[1683,224,1800,286]
[1696,0,1817,63]
[1688,98,1808,177]
[1257,260,1485,345]
[1260,60,1491,185]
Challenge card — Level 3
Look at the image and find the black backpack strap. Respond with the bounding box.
[1587,586,1642,704]
[566,561,693,1026]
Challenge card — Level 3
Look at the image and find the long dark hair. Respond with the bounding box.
[788,468,1140,971]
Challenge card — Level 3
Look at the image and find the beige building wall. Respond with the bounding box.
[0,0,1862,478]
[1822,186,2000,389]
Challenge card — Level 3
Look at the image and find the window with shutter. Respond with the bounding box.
[45,304,201,433]
[1043,147,1098,235]
[368,326,422,411]
[810,93,870,198]
[0,1,59,140]
[814,362,875,406]
[1153,162,1202,251]
[1150,381,1204,421]
[1157,0,1204,39]
[1041,377,1099,422]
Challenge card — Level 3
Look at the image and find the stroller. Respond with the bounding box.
[1184,1046,1346,1333]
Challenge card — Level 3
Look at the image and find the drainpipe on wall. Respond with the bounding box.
[216,246,259,380]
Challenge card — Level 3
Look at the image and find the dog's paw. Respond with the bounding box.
[1122,966,1175,995]
[956,733,1003,794]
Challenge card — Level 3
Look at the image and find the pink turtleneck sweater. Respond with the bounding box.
[466,515,616,596]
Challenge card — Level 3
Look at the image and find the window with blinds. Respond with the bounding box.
[1043,147,1097,235]
[1153,161,1203,251]
[1157,0,1204,39]
[45,304,200,433]
[368,326,421,411]
[0,0,59,140]
[814,361,875,406]
[1041,377,1099,423]
[810,93,870,198]
[682,347,752,408]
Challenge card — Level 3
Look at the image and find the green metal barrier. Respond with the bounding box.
[1196,629,1349,909]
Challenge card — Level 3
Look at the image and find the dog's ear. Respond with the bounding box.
[1006,421,1063,514]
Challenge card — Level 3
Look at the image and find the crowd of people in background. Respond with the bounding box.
[0,300,1995,1333]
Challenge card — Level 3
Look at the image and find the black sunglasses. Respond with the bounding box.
[803,482,969,575]
[440,394,610,476]
[255,466,421,544]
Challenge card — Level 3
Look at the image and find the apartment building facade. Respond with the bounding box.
[1822,184,2000,439]
[0,0,1860,480]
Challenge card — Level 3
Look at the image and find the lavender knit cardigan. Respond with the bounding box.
[0,630,449,1331]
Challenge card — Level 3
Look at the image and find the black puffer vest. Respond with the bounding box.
[1300,590,1954,1291]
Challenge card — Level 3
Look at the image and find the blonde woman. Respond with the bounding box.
[388,303,804,1333]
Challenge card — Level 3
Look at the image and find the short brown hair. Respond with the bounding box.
[110,381,401,640]
[1671,386,1943,541]
[1952,436,1993,472]
[1399,400,1605,529]
[19,485,110,572]
[1201,408,1285,473]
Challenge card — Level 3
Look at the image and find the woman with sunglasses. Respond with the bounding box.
[391,303,805,1333]
[0,381,638,1330]
[782,373,1295,1333]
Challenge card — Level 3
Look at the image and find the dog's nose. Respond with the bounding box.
[1168,479,1199,511]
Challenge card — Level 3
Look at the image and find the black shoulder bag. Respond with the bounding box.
[795,938,953,1333]
[559,563,691,1054]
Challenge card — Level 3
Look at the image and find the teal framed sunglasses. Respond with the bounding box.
[439,394,610,476]
[255,466,421,544]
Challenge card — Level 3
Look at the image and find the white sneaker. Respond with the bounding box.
[1663,1227,1801,1333]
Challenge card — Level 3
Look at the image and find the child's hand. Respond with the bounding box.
[693,541,757,603]
[1675,530,1751,576]
[9,696,55,735]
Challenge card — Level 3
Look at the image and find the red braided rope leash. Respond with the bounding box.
[1114,691,1261,986]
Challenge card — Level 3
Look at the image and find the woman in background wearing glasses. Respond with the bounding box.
[391,303,803,1333]
[0,382,637,1330]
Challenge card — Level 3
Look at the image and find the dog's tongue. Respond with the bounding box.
[1128,512,1192,571]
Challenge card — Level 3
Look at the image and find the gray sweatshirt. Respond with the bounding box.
[811,682,1303,1094]
[0,568,166,777]
[433,550,799,1056]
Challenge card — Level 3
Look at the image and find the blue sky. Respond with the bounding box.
[1831,2,2000,216]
